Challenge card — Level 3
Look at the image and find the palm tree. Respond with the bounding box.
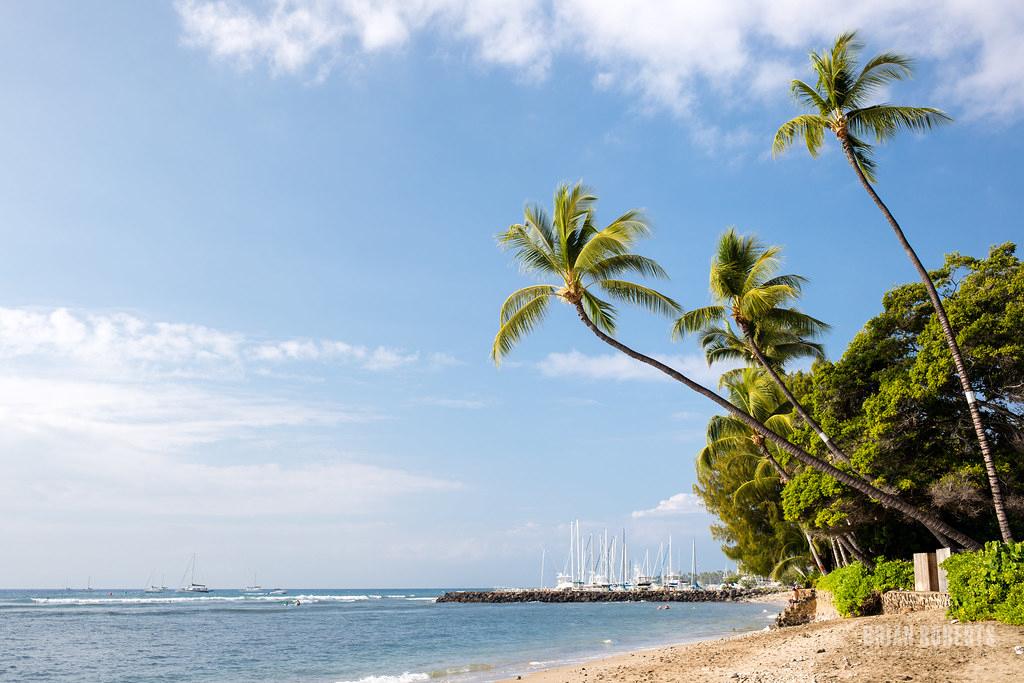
[772,31,1013,543]
[492,182,979,550]
[701,368,838,571]
[675,228,855,465]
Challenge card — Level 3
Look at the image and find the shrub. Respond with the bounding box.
[870,558,914,593]
[816,558,913,617]
[943,541,1024,624]
[817,562,876,617]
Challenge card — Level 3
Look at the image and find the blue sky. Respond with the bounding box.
[0,1,1021,588]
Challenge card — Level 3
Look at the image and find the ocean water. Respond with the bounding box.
[0,588,780,682]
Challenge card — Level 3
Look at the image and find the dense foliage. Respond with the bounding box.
[816,559,913,617]
[695,244,1024,574]
[943,542,1024,625]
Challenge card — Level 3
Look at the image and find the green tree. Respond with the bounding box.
[695,368,829,573]
[492,182,979,549]
[783,245,1024,549]
[772,31,1013,542]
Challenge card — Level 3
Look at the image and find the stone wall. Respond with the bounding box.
[814,590,841,622]
[881,590,950,615]
[775,592,816,627]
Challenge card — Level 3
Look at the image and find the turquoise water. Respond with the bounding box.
[0,589,780,682]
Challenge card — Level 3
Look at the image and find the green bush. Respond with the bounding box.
[817,562,876,617]
[871,558,914,593]
[943,541,1024,624]
[816,558,913,617]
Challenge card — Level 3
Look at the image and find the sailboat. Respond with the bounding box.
[143,570,169,593]
[179,554,210,593]
[242,572,263,594]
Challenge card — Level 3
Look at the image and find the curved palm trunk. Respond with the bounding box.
[743,332,850,464]
[760,446,791,482]
[573,301,981,550]
[744,334,904,499]
[839,136,1014,543]
[759,444,828,574]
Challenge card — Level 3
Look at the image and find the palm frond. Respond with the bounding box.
[598,279,681,317]
[848,105,952,143]
[672,305,726,339]
[573,209,651,272]
[772,113,828,158]
[581,290,617,335]
[497,224,560,274]
[845,132,878,182]
[791,79,827,113]
[492,293,551,364]
[848,52,913,105]
[584,253,668,281]
[499,285,558,324]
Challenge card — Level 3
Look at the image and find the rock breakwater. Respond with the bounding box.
[436,588,770,603]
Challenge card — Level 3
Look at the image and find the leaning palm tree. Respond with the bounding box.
[772,31,1013,542]
[675,229,853,465]
[493,182,979,549]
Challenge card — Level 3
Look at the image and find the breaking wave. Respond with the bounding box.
[335,674,429,683]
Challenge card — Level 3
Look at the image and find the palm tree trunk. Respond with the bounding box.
[573,300,981,550]
[839,135,1014,544]
[760,446,790,483]
[760,445,828,575]
[832,537,847,567]
[743,333,850,464]
[805,532,827,574]
[745,335,902,498]
[842,533,873,569]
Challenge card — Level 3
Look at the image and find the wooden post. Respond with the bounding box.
[935,547,951,593]
[913,552,935,592]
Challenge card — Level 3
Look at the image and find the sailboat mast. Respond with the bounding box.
[691,538,696,587]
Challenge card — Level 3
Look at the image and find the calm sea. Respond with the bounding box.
[0,588,779,682]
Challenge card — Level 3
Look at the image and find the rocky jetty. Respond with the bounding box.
[436,587,771,604]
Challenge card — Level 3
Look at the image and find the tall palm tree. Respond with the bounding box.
[773,31,1013,542]
[675,228,853,465]
[493,182,979,549]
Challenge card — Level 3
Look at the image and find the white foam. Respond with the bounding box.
[30,593,373,606]
[335,673,429,683]
[404,597,436,602]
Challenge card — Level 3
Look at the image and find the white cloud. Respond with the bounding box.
[631,492,705,518]
[0,307,439,376]
[536,349,740,387]
[177,0,1024,122]
[0,306,462,531]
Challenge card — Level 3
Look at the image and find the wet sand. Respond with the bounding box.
[502,609,1023,682]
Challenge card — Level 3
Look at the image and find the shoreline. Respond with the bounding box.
[498,609,1022,682]
[480,594,790,682]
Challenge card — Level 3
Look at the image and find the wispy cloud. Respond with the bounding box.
[536,349,740,388]
[631,492,706,518]
[177,0,1024,123]
[0,307,447,376]
[0,306,462,527]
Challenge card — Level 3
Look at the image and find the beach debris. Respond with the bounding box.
[816,648,826,653]
[950,618,959,624]
[1014,645,1024,655]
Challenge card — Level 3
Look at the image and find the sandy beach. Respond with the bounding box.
[503,609,1024,682]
